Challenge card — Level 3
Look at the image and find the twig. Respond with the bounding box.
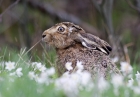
[24,39,42,55]
[125,42,134,47]
[0,0,20,18]
[91,0,102,13]
[124,45,130,64]
[123,42,133,64]
[125,0,140,12]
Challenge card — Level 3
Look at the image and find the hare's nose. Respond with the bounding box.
[42,35,46,38]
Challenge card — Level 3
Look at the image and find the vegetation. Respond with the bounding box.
[0,48,140,97]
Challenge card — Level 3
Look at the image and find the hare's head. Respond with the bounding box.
[42,22,112,55]
[42,22,84,49]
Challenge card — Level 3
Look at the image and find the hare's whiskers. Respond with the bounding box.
[24,39,42,56]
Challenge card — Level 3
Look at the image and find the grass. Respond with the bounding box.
[0,47,140,97]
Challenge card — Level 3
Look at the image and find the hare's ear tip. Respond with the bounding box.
[101,46,112,55]
[107,46,112,51]
[60,22,75,27]
[62,22,74,25]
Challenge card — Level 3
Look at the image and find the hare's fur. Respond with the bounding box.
[42,22,119,78]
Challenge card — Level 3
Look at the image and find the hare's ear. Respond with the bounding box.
[68,24,83,33]
[73,32,112,55]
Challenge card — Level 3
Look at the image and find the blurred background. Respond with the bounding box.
[0,0,140,68]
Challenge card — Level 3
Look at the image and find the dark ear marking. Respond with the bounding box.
[80,39,96,49]
[72,25,82,31]
[98,47,110,55]
[106,46,112,51]
[73,32,112,55]
[62,22,69,27]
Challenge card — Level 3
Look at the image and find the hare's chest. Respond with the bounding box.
[56,48,97,73]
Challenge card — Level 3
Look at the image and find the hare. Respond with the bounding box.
[42,22,120,78]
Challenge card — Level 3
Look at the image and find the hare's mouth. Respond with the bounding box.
[42,38,46,43]
[42,33,52,43]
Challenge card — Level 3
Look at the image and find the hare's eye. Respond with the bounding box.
[58,27,65,32]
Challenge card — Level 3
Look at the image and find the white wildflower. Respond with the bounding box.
[120,61,133,74]
[97,77,109,92]
[15,68,23,77]
[132,86,140,94]
[36,68,55,84]
[135,71,140,81]
[28,71,36,80]
[70,73,81,84]
[55,76,78,97]
[36,62,42,69]
[78,71,93,91]
[38,65,46,72]
[111,56,119,63]
[127,78,134,87]
[65,62,73,71]
[111,74,123,88]
[31,62,38,68]
[128,73,133,79]
[46,67,55,76]
[80,71,91,86]
[36,72,49,84]
[62,71,70,77]
[33,62,47,72]
[5,61,16,71]
[76,61,83,70]
[9,68,23,77]
[55,70,92,97]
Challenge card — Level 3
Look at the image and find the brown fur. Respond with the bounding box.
[42,22,120,78]
[56,44,118,78]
